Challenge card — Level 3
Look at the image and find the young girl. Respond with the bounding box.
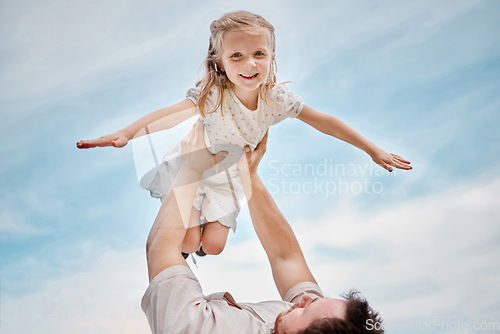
[77,10,411,257]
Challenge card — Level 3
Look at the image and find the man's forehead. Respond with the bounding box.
[322,298,347,318]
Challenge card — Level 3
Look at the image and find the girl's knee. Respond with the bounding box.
[201,239,226,255]
[182,239,201,254]
[201,221,230,255]
[182,228,201,254]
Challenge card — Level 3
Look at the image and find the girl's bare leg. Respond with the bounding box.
[181,207,202,254]
[201,221,230,255]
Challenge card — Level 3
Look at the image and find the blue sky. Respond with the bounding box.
[1,0,499,333]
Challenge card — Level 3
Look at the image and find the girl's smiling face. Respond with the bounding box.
[218,30,274,104]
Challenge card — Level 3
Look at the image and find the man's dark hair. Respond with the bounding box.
[296,290,384,334]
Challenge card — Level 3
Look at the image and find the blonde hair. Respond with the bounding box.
[197,10,277,117]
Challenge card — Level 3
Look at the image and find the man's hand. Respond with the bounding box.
[179,120,229,175]
[181,120,218,172]
[76,131,130,149]
[239,131,268,202]
[244,131,268,175]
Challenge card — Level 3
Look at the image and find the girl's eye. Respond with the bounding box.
[231,52,242,58]
[255,51,264,56]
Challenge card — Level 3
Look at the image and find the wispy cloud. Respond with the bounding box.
[298,179,500,330]
[0,211,45,240]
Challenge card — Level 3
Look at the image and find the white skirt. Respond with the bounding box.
[145,141,245,232]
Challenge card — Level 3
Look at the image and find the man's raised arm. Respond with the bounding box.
[145,120,225,282]
[241,133,317,299]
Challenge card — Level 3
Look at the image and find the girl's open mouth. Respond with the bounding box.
[240,73,258,79]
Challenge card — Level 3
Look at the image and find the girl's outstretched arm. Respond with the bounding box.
[297,105,412,172]
[77,99,197,149]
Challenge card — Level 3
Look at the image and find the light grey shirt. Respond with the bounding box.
[141,265,324,334]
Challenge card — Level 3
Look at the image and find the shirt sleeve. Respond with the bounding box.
[186,86,200,104]
[186,86,218,114]
[141,265,208,334]
[270,84,304,126]
[283,281,324,304]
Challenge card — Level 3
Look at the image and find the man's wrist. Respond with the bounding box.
[249,172,264,189]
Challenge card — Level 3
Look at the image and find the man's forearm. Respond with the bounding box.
[247,172,316,298]
[247,174,303,261]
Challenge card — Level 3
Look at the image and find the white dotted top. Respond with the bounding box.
[186,84,304,151]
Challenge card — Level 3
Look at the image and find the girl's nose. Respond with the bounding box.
[243,57,256,68]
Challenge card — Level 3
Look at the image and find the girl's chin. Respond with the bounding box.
[232,84,261,93]
[231,78,262,88]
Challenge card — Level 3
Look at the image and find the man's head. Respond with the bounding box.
[273,290,384,334]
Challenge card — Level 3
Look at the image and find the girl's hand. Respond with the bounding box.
[370,147,412,172]
[76,131,129,149]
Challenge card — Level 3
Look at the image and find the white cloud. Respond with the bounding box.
[0,0,209,104]
[293,178,500,327]
[0,211,44,239]
[1,247,150,334]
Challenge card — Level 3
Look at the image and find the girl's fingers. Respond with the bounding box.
[389,159,413,170]
[76,140,97,148]
[77,137,113,148]
[394,162,412,170]
[395,157,411,165]
[378,160,392,172]
[392,154,411,164]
